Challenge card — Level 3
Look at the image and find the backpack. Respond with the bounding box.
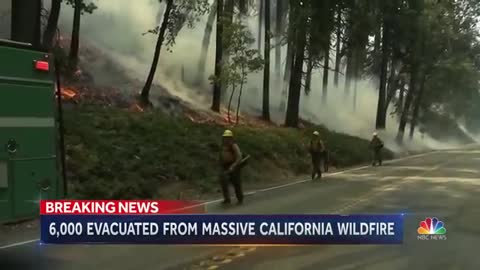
[310,140,324,153]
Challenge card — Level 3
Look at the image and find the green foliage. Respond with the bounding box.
[64,106,390,199]
[64,0,98,14]
[143,0,210,50]
[210,20,263,88]
[208,20,263,122]
[316,0,480,133]
[416,0,480,125]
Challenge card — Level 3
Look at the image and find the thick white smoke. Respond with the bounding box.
[52,0,467,152]
[0,1,11,39]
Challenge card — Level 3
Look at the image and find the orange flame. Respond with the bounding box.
[61,88,77,99]
[134,104,144,112]
[129,103,144,113]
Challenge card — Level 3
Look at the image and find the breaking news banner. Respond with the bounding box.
[40,200,404,245]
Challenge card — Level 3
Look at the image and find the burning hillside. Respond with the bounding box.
[60,80,276,126]
[56,37,280,127]
[184,107,279,127]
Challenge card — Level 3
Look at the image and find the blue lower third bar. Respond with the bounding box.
[40,214,404,245]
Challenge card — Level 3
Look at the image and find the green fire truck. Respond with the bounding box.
[0,38,66,223]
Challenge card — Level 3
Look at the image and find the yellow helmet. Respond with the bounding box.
[223,129,234,137]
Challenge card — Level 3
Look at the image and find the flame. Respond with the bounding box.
[60,88,77,99]
[220,109,241,124]
[129,103,144,113]
[186,114,196,122]
[134,104,144,112]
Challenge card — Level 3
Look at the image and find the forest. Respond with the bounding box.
[138,0,480,145]
[4,0,480,198]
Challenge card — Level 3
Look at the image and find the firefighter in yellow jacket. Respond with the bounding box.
[219,130,244,205]
[309,131,326,180]
[370,132,384,166]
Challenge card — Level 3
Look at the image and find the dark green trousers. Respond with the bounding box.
[220,164,243,203]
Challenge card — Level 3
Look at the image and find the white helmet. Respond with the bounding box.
[373,132,378,136]
[313,131,320,136]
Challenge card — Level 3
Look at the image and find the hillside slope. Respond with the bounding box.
[63,105,394,200]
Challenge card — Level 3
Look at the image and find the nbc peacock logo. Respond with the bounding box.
[417,217,447,240]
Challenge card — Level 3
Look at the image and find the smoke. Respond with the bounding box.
[56,0,213,104]
[458,122,480,143]
[0,1,11,39]
[53,0,468,152]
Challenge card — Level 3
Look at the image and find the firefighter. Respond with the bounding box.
[219,129,244,205]
[309,131,326,180]
[370,132,384,166]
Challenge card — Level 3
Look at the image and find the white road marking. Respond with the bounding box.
[385,166,437,171]
[0,239,40,249]
[0,148,464,250]
[454,169,479,174]
[332,160,455,214]
[443,150,480,154]
[406,176,480,185]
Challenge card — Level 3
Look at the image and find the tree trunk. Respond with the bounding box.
[285,2,307,127]
[409,72,425,139]
[375,19,390,129]
[222,0,234,62]
[397,66,417,143]
[258,0,264,54]
[68,0,82,68]
[43,0,61,49]
[211,0,224,112]
[383,84,396,124]
[397,76,415,143]
[238,0,247,14]
[262,0,271,121]
[305,55,313,95]
[11,0,42,48]
[352,49,360,111]
[398,82,405,111]
[342,7,355,98]
[383,58,398,117]
[322,42,330,103]
[305,27,314,95]
[236,72,246,125]
[280,38,293,112]
[228,84,236,123]
[397,0,422,144]
[386,58,396,99]
[333,3,342,88]
[344,51,353,97]
[279,3,294,112]
[372,9,382,82]
[140,0,174,103]
[196,0,217,83]
[409,31,427,140]
[275,0,283,79]
[353,40,368,110]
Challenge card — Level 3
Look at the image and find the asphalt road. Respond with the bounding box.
[1,147,480,270]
